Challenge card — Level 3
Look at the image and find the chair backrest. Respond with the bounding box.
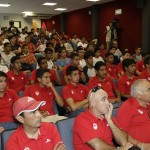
[56,118,75,150]
[1,128,16,150]
[112,101,123,118]
[55,86,64,96]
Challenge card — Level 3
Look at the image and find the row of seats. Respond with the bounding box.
[0,102,122,150]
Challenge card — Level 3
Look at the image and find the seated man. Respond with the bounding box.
[62,53,86,85]
[24,69,66,123]
[83,51,96,82]
[0,71,19,133]
[7,56,29,94]
[116,79,150,150]
[88,61,121,104]
[117,58,138,101]
[6,96,66,150]
[139,55,150,82]
[73,86,132,150]
[29,56,61,85]
[62,66,88,117]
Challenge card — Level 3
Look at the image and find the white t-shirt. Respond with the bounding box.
[93,57,104,66]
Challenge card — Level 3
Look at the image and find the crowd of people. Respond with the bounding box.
[0,25,150,150]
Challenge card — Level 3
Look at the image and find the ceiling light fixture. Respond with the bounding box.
[43,2,57,6]
[55,8,67,11]
[86,0,100,2]
[0,3,11,7]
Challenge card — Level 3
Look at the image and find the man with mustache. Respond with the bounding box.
[6,96,66,150]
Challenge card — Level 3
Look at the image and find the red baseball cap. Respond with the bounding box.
[13,96,46,117]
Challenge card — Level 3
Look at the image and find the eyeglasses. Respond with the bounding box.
[91,86,103,93]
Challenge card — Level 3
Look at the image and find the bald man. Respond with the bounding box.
[73,86,132,150]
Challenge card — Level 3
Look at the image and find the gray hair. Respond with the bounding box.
[130,79,148,97]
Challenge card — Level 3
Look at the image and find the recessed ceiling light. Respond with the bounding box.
[86,0,100,1]
[43,2,57,6]
[22,11,33,14]
[0,3,11,7]
[55,8,67,11]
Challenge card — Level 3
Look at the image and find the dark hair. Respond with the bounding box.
[76,46,84,53]
[59,46,66,53]
[94,47,100,53]
[66,66,78,76]
[144,55,150,66]
[105,52,114,58]
[109,45,117,50]
[122,51,130,56]
[84,51,93,60]
[19,112,25,118]
[0,71,7,78]
[36,68,49,79]
[4,42,11,48]
[122,58,135,71]
[128,146,141,150]
[94,61,106,71]
[45,48,53,54]
[46,42,53,48]
[70,53,78,59]
[37,57,47,65]
[11,56,20,64]
[8,35,16,41]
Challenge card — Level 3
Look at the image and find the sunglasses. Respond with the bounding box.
[91,86,103,93]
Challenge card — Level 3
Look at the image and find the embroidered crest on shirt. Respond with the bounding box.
[11,77,14,80]
[93,123,98,130]
[49,92,51,95]
[98,83,101,87]
[21,77,24,79]
[24,147,30,150]
[71,90,74,94]
[35,91,39,96]
[109,68,111,71]
[80,90,83,93]
[46,139,51,143]
[148,77,150,81]
[126,81,130,85]
[138,109,143,114]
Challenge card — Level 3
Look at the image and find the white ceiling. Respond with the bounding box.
[0,0,114,16]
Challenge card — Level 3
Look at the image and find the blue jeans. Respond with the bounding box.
[0,122,18,130]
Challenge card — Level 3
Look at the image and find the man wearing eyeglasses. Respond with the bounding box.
[116,79,150,150]
[73,86,132,150]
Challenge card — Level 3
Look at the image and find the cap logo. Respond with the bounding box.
[27,97,34,102]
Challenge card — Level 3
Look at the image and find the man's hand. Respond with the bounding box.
[54,142,66,150]
[105,103,113,122]
[0,126,4,133]
[40,110,49,117]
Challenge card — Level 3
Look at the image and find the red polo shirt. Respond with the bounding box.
[117,62,123,74]
[6,122,63,150]
[73,109,114,150]
[23,84,55,115]
[106,63,119,79]
[62,83,88,107]
[0,89,19,123]
[117,73,138,95]
[7,71,28,93]
[116,97,150,142]
[88,76,117,100]
[139,69,150,81]
[135,61,145,72]
[30,69,56,83]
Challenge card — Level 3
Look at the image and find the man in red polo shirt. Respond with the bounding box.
[62,66,88,117]
[105,52,119,80]
[7,56,28,94]
[73,86,132,150]
[29,56,61,85]
[0,71,19,133]
[117,58,138,101]
[24,68,64,117]
[62,53,86,85]
[139,56,150,82]
[88,61,121,104]
[116,79,150,150]
[6,96,66,150]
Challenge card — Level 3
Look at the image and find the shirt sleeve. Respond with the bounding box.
[29,70,36,81]
[62,86,72,100]
[117,78,125,94]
